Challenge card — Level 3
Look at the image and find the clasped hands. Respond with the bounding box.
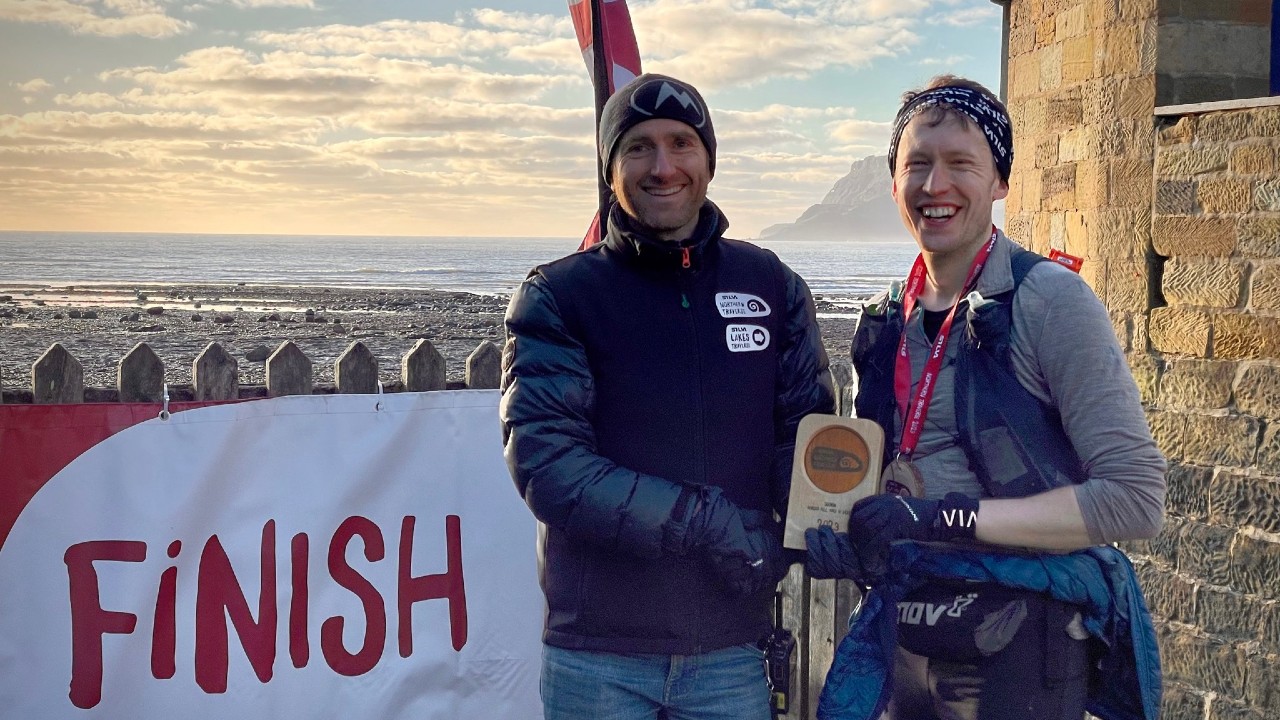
[669,487,978,595]
[804,492,979,583]
[669,486,802,597]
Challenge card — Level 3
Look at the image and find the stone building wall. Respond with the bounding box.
[1002,0,1280,717]
[1001,0,1158,354]
[1143,105,1280,719]
[1156,0,1271,106]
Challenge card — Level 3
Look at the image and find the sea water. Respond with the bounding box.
[0,231,918,300]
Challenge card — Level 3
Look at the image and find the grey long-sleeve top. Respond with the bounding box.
[890,233,1166,544]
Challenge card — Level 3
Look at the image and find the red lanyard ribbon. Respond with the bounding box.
[893,229,997,458]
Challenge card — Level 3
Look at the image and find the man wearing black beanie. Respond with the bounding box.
[501,73,834,720]
[597,73,719,242]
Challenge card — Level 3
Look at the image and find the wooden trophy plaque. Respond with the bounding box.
[782,414,884,549]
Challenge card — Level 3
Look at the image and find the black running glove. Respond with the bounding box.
[668,486,791,597]
[847,492,979,579]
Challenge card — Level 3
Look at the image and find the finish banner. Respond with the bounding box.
[0,391,542,719]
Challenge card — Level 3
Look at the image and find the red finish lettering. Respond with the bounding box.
[194,521,277,693]
[398,515,467,656]
[289,532,310,669]
[321,517,387,676]
[151,540,181,680]
[64,540,146,709]
[59,514,467,706]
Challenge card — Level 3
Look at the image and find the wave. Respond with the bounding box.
[351,267,462,275]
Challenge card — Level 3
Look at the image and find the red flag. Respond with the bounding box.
[569,0,642,94]
[567,0,642,249]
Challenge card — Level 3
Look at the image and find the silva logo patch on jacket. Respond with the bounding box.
[726,324,770,352]
[715,293,771,318]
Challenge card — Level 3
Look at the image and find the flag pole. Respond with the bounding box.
[589,0,610,246]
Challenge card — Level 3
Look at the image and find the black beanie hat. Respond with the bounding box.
[598,73,716,184]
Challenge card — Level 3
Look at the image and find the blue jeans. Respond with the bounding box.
[541,643,772,720]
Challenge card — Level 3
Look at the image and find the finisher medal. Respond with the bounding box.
[881,457,925,498]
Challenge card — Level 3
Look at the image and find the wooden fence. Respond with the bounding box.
[0,338,860,720]
[0,339,503,404]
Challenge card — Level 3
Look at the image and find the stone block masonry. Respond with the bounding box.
[1004,0,1280,715]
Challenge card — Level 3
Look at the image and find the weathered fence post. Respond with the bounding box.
[266,341,313,397]
[194,342,239,401]
[465,340,501,389]
[118,342,164,403]
[402,338,446,392]
[336,341,379,394]
[807,577,838,720]
[32,343,84,404]
[830,362,853,417]
[833,580,859,649]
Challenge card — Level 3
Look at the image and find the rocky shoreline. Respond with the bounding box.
[0,283,859,399]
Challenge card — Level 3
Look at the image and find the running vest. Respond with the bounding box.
[852,247,1087,499]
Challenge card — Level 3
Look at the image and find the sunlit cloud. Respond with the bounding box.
[0,0,999,235]
[250,15,572,61]
[856,0,931,19]
[1,110,328,143]
[98,47,579,123]
[758,0,926,21]
[633,0,917,87]
[14,78,53,93]
[53,92,125,109]
[827,118,892,147]
[468,9,572,35]
[940,4,1000,26]
[219,0,316,8]
[508,37,586,72]
[918,54,972,67]
[351,102,591,137]
[0,0,194,38]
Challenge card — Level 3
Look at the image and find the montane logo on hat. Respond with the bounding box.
[629,79,706,128]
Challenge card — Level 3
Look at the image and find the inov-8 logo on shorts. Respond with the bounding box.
[898,592,977,627]
[726,324,770,352]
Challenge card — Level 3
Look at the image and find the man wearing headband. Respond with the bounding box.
[501,73,834,720]
[806,75,1166,719]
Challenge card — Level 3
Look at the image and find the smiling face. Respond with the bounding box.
[891,110,1009,261]
[610,118,711,242]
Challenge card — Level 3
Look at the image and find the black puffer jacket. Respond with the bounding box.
[500,201,834,654]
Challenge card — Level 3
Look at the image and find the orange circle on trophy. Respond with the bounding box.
[803,426,871,494]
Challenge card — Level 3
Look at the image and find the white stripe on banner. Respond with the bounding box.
[0,391,543,719]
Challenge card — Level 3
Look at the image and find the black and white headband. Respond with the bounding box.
[887,85,1013,181]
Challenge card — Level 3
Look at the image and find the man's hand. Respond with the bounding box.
[847,493,979,578]
[803,526,866,583]
[709,514,791,597]
[673,487,791,597]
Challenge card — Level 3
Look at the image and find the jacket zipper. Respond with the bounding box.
[680,247,691,308]
[679,243,706,646]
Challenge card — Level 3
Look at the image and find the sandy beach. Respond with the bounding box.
[0,282,857,400]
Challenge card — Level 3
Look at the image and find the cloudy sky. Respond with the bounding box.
[0,0,1002,238]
